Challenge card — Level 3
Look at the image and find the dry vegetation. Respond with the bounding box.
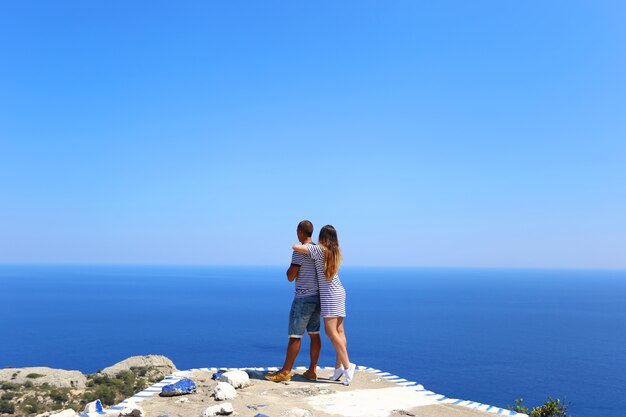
[0,367,161,417]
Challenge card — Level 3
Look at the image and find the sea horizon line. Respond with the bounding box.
[0,262,625,273]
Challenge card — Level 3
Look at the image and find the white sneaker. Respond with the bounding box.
[330,365,344,381]
[342,363,356,386]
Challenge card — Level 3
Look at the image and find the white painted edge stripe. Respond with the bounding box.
[358,367,527,417]
[397,381,416,386]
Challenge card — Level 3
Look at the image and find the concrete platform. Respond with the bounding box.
[83,365,527,417]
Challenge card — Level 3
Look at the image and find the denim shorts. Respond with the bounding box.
[287,294,321,338]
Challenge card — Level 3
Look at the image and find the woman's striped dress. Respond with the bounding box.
[306,243,346,318]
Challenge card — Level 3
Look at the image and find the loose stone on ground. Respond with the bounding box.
[218,371,250,389]
[202,403,234,416]
[47,410,77,417]
[160,378,197,397]
[212,382,237,401]
[118,402,144,417]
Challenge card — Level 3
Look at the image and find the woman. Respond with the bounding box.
[293,224,356,385]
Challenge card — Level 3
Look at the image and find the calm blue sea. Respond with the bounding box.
[1,266,625,417]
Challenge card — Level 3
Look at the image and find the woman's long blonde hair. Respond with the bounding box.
[319,225,342,280]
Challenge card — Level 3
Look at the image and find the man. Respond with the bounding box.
[265,220,321,382]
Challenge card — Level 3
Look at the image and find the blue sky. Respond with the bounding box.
[1,1,625,268]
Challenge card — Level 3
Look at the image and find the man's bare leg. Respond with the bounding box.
[279,337,301,375]
[308,333,321,373]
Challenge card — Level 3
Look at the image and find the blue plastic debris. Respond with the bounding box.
[159,378,197,397]
[211,372,224,380]
[253,414,270,417]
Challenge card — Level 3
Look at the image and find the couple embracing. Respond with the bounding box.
[265,220,356,385]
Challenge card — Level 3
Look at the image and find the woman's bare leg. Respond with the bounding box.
[334,318,347,368]
[324,317,350,369]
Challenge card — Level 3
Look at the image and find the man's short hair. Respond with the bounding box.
[297,220,314,237]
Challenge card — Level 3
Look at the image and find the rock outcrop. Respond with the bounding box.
[100,355,177,380]
[0,367,86,388]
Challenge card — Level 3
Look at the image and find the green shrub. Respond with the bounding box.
[80,370,151,408]
[510,397,570,417]
[25,373,44,379]
[68,401,82,412]
[134,378,147,392]
[95,385,117,406]
[0,382,20,391]
[90,374,108,385]
[510,399,529,414]
[82,391,96,403]
[49,388,69,404]
[20,397,41,414]
[108,371,136,397]
[83,385,117,406]
[1,392,14,400]
[115,371,133,382]
[130,367,148,377]
[23,381,34,389]
[0,399,15,414]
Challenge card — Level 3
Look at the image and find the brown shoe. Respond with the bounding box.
[265,371,292,382]
[302,369,317,381]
